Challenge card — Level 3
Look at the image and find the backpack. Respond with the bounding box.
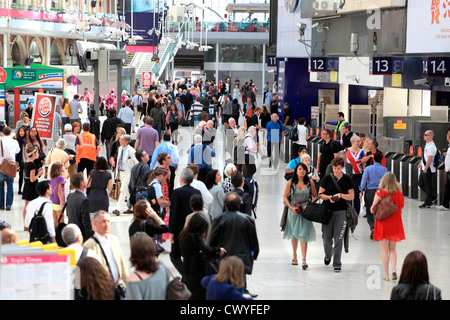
[29,201,52,244]
[233,136,251,164]
[434,149,442,168]
[243,177,259,218]
[422,143,442,168]
[135,181,166,219]
[288,126,299,142]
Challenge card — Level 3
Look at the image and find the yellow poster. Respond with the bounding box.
[392,74,402,87]
[330,71,338,82]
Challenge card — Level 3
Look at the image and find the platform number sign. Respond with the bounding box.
[267,55,277,67]
[371,57,404,75]
[310,57,339,72]
[422,57,450,78]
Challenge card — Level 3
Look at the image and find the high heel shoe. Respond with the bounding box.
[302,259,308,270]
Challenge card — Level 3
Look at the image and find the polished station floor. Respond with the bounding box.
[1,117,449,300]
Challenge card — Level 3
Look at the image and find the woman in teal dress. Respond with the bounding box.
[283,162,317,269]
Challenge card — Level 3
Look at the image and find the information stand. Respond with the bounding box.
[0,241,75,300]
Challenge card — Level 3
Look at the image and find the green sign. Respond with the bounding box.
[4,66,64,89]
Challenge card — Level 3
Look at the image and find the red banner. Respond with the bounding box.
[31,93,57,140]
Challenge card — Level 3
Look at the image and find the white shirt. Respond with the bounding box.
[24,197,55,237]
[422,141,437,173]
[295,124,308,146]
[67,243,102,263]
[95,232,120,282]
[445,144,450,172]
[190,179,213,211]
[0,136,20,164]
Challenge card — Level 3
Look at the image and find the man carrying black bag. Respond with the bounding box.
[317,157,354,272]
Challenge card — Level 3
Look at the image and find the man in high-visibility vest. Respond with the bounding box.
[76,122,101,177]
[324,112,349,134]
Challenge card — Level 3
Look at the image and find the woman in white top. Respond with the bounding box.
[292,118,309,159]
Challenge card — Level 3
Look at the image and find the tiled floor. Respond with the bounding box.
[1,115,448,300]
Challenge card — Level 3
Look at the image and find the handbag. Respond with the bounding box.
[166,266,191,300]
[200,249,219,276]
[302,199,332,224]
[372,190,398,221]
[0,140,19,178]
[110,178,121,200]
[141,220,165,254]
[280,182,295,231]
[55,202,68,247]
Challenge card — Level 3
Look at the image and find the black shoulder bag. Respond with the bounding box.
[55,201,68,247]
[92,236,127,299]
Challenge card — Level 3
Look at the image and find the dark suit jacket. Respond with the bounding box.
[234,188,252,216]
[209,210,259,275]
[169,184,202,237]
[66,190,93,241]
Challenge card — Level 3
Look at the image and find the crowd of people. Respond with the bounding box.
[0,77,447,301]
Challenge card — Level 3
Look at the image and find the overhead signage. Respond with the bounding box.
[422,57,450,78]
[267,55,277,67]
[370,57,405,75]
[309,57,339,72]
[4,68,63,89]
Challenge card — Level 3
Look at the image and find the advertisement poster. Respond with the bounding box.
[31,93,57,140]
[406,0,450,53]
[142,71,152,88]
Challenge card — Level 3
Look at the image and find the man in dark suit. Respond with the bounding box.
[230,172,252,216]
[169,167,202,276]
[209,192,259,297]
[66,173,92,242]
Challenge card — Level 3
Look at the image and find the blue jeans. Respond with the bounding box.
[0,172,14,209]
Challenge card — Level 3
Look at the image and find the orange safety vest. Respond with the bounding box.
[76,132,98,163]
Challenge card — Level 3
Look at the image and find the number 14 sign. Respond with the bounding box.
[422,57,450,78]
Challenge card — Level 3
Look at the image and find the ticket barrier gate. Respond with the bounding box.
[408,156,422,199]
[385,152,396,172]
[399,155,413,197]
[312,136,323,168]
[390,153,404,182]
[307,135,316,165]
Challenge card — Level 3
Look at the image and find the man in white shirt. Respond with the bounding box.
[292,118,309,159]
[61,224,101,262]
[118,98,135,134]
[0,126,20,210]
[131,91,143,127]
[186,164,213,212]
[24,181,55,243]
[418,129,438,209]
[437,128,450,211]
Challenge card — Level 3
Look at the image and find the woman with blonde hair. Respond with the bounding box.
[201,256,252,300]
[371,171,405,281]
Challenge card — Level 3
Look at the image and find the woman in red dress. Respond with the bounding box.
[371,172,405,281]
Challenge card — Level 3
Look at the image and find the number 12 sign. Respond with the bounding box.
[309,57,339,72]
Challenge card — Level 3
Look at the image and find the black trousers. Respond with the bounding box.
[442,172,450,208]
[364,189,377,230]
[77,158,95,177]
[419,171,436,205]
